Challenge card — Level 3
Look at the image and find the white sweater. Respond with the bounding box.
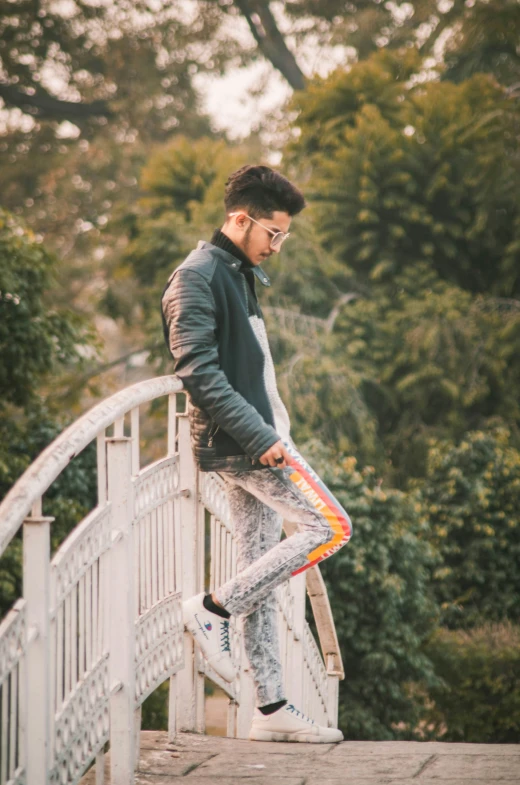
[248,314,291,443]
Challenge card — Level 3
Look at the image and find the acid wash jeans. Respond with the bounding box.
[215,440,352,708]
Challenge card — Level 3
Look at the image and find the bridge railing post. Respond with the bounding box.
[174,413,204,733]
[106,432,136,785]
[23,499,54,785]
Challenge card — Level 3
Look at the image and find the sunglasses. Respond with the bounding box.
[229,212,291,251]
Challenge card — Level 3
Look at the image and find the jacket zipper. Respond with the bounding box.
[241,273,250,314]
[208,421,220,447]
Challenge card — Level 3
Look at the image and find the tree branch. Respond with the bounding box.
[233,0,306,91]
[0,83,112,121]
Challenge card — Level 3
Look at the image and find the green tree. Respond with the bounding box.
[281,51,520,484]
[290,54,519,297]
[0,1,235,127]
[329,264,520,484]
[0,208,95,407]
[0,209,98,616]
[284,0,520,86]
[0,0,229,321]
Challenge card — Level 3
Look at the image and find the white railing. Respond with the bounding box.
[0,376,344,785]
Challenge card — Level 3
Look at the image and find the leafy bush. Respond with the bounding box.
[415,429,520,628]
[422,623,520,743]
[305,440,439,740]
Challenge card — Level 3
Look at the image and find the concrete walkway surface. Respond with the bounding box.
[81,730,520,785]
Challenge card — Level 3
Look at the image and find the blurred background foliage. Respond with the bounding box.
[1,0,519,744]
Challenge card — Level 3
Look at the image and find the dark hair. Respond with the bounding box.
[224,165,306,218]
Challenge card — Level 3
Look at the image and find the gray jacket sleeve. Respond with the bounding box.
[162,268,279,461]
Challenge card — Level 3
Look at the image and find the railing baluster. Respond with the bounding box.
[209,514,216,591]
[219,523,226,590]
[130,407,140,476]
[10,669,18,779]
[151,506,158,607]
[214,522,221,589]
[64,592,71,700]
[55,603,63,711]
[92,558,99,662]
[167,394,177,456]
[145,510,152,612]
[95,749,105,785]
[71,584,78,688]
[85,566,92,672]
[225,530,232,584]
[161,501,169,599]
[172,489,181,595]
[157,504,165,601]
[97,431,107,507]
[78,573,85,678]
[114,417,125,438]
[1,678,7,782]
[139,515,146,616]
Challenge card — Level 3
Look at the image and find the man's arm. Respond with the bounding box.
[162,268,280,462]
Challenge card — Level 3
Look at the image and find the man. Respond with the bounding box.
[161,165,352,743]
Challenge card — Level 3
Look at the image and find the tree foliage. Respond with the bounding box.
[281,51,520,485]
[0,1,237,126]
[291,52,520,297]
[442,0,520,86]
[0,208,95,408]
[0,210,98,617]
[285,0,520,86]
[330,264,520,484]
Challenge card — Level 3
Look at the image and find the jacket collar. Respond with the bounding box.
[197,241,271,288]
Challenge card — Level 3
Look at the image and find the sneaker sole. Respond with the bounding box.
[249,729,342,743]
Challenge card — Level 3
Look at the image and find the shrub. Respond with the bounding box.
[422,623,520,743]
[415,429,520,628]
[305,439,439,740]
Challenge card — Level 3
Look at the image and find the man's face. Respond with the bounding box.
[233,210,292,266]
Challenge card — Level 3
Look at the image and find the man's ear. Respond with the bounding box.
[234,214,249,232]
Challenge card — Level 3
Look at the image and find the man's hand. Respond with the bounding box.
[259,440,292,468]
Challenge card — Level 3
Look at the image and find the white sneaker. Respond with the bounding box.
[249,703,344,743]
[182,592,235,682]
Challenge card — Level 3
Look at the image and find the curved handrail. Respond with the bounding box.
[0,375,183,557]
[307,566,344,679]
